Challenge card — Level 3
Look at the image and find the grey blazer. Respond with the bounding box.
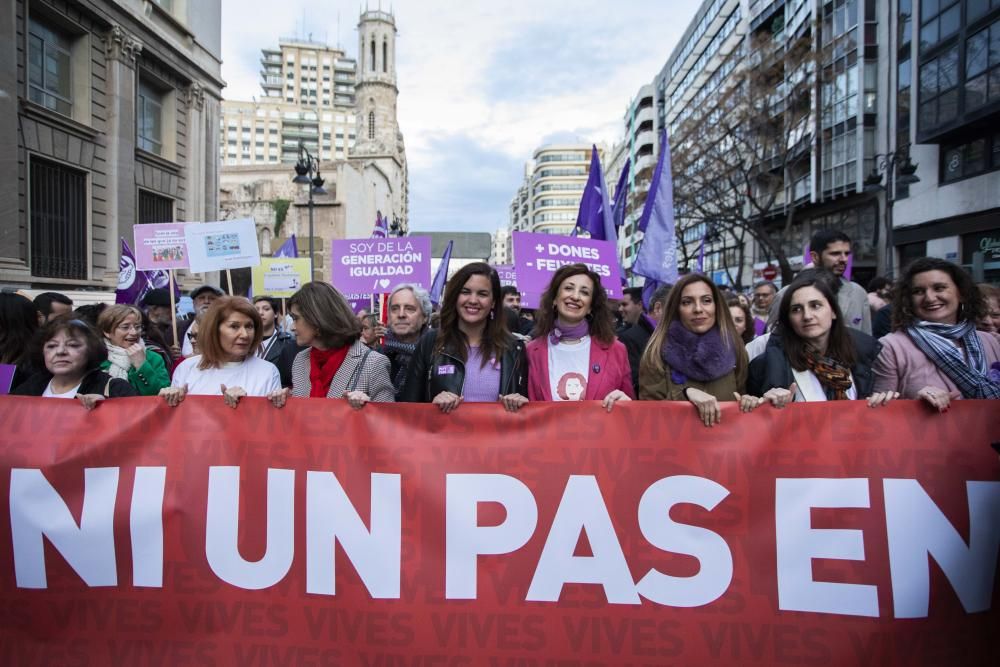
[290,339,395,401]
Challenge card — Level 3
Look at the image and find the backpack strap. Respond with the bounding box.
[347,348,373,392]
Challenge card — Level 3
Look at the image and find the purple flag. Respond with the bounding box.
[611,158,630,230]
[0,364,16,395]
[116,238,152,305]
[695,231,707,274]
[429,240,454,305]
[273,234,298,258]
[633,131,679,285]
[641,277,663,311]
[371,211,388,239]
[573,146,616,242]
[844,250,854,281]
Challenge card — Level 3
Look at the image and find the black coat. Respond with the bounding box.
[399,329,528,402]
[261,330,302,388]
[618,316,655,398]
[747,328,881,399]
[12,368,139,398]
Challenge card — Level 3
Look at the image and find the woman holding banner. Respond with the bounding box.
[96,305,171,396]
[160,297,281,408]
[638,274,762,427]
[267,281,394,408]
[400,262,528,412]
[746,277,896,406]
[525,264,632,412]
[12,318,138,407]
[872,258,1000,410]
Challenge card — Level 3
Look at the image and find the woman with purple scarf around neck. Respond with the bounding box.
[639,274,765,427]
[526,264,633,412]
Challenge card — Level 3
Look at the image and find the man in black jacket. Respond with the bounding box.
[380,283,432,398]
[619,283,672,397]
[253,296,301,388]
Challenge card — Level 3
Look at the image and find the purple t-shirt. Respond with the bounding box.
[463,346,501,402]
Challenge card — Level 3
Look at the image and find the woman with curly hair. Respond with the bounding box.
[872,257,1000,410]
[525,263,632,412]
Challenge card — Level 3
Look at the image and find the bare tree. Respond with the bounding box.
[670,23,821,284]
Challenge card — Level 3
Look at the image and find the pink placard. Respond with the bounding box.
[133,223,190,271]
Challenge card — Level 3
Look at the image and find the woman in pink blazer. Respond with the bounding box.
[526,264,633,412]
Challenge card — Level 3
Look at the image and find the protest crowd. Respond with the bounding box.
[2,228,999,422]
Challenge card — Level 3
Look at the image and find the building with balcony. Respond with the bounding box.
[505,144,597,241]
[2,0,223,293]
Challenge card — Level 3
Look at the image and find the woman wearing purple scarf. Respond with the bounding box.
[639,274,765,427]
[526,264,633,412]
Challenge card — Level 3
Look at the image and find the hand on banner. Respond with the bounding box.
[499,393,529,413]
[126,340,147,369]
[867,390,900,408]
[916,385,957,412]
[76,394,105,411]
[268,387,291,408]
[733,392,765,413]
[432,391,463,414]
[762,383,798,409]
[684,387,721,427]
[343,390,373,410]
[159,384,188,407]
[601,390,631,413]
[221,384,247,409]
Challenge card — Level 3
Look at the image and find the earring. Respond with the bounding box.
[585,312,593,322]
[489,310,495,321]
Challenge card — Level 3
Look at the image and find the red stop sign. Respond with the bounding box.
[762,265,778,280]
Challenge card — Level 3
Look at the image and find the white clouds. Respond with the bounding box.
[221,0,700,232]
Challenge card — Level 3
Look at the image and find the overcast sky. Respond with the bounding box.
[221,0,701,235]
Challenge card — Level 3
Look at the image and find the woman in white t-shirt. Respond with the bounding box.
[160,297,280,409]
[525,264,633,412]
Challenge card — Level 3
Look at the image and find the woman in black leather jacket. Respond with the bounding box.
[747,276,897,407]
[400,262,528,413]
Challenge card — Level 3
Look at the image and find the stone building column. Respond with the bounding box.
[181,82,205,222]
[0,2,22,269]
[103,23,142,280]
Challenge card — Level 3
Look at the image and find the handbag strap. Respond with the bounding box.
[346,348,373,392]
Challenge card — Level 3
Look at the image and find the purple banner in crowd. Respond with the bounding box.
[0,364,15,395]
[345,293,371,314]
[511,232,622,308]
[493,264,518,289]
[330,237,432,296]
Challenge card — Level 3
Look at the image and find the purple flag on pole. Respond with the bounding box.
[611,158,630,231]
[573,146,616,242]
[371,211,388,239]
[429,240,454,305]
[633,131,679,285]
[116,238,152,305]
[273,234,298,258]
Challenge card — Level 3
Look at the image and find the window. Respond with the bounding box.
[919,44,960,128]
[137,81,164,155]
[368,111,375,139]
[920,0,961,52]
[28,17,73,116]
[138,190,174,224]
[370,39,376,71]
[965,19,1000,110]
[382,40,388,73]
[941,132,1000,182]
[30,157,87,279]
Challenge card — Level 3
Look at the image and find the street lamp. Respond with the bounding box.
[864,153,920,278]
[292,143,327,279]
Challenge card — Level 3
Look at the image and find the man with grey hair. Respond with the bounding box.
[380,283,432,398]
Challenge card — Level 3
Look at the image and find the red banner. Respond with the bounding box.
[0,397,997,666]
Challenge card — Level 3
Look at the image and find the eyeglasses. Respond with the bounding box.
[116,323,142,332]
[186,332,198,341]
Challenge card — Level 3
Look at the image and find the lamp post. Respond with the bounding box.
[292,143,327,279]
[864,153,920,278]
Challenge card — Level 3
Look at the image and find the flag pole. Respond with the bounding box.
[168,269,178,350]
[226,269,234,296]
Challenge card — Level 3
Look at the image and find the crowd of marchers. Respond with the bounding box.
[2,229,998,425]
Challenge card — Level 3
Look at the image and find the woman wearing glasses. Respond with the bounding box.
[97,305,171,395]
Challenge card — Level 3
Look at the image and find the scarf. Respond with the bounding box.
[907,320,1000,399]
[382,332,419,392]
[804,352,853,400]
[309,345,350,398]
[662,320,735,383]
[549,318,590,345]
[104,342,132,380]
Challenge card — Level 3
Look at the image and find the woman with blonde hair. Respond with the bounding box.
[268,281,393,409]
[639,273,764,426]
[160,297,281,408]
[97,304,170,395]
